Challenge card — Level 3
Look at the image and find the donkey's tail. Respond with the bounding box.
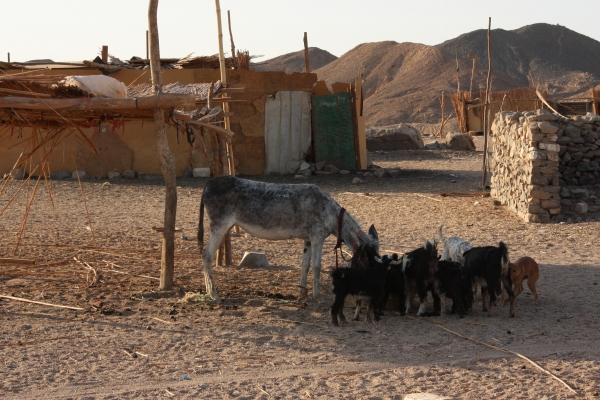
[198,195,205,253]
[499,241,509,273]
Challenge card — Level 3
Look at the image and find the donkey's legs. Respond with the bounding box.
[299,241,312,300]
[201,220,234,303]
[310,238,326,301]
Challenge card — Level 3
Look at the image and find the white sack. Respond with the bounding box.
[63,75,127,98]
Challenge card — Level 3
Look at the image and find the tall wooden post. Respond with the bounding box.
[303,32,310,73]
[482,17,492,189]
[101,46,108,63]
[148,0,177,290]
[215,0,233,266]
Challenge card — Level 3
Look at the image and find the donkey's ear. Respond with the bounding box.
[368,224,378,240]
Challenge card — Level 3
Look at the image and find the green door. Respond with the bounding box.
[312,93,356,170]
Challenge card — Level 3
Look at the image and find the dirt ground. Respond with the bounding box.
[1,149,599,399]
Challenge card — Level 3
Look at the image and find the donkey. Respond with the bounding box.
[198,175,379,303]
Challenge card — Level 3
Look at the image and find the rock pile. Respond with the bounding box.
[491,109,600,223]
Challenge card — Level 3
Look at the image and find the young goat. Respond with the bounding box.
[436,260,473,318]
[438,224,473,264]
[402,240,440,316]
[463,242,515,317]
[380,253,407,316]
[330,255,392,326]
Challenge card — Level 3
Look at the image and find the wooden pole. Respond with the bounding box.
[101,46,108,63]
[303,32,310,73]
[146,30,149,60]
[215,0,233,265]
[148,0,177,290]
[482,17,492,189]
[7,53,10,63]
[227,10,237,69]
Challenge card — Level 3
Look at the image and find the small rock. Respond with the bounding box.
[299,161,311,171]
[183,166,193,178]
[298,168,312,177]
[388,169,400,176]
[193,168,211,178]
[314,170,332,175]
[122,169,136,179]
[363,172,373,177]
[323,164,340,174]
[373,168,385,178]
[6,168,26,180]
[294,174,308,179]
[339,170,350,175]
[575,202,588,213]
[50,171,71,180]
[315,161,327,171]
[107,171,121,180]
[71,170,87,180]
[352,178,363,185]
[238,252,270,269]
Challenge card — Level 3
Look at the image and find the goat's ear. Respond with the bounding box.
[392,253,399,260]
[368,224,378,240]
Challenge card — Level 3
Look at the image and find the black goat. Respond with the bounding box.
[330,256,391,326]
[402,240,440,316]
[463,241,515,317]
[380,254,407,316]
[437,260,473,318]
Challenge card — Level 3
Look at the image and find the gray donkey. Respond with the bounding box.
[199,175,379,303]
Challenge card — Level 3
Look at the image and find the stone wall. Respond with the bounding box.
[491,109,600,223]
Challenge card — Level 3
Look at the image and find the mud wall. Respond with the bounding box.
[0,68,317,177]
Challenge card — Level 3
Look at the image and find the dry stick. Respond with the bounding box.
[149,316,173,324]
[405,315,446,326]
[276,318,329,329]
[0,258,36,264]
[104,269,159,281]
[0,334,80,347]
[412,317,576,394]
[72,156,97,246]
[73,257,98,286]
[413,193,443,202]
[0,294,84,310]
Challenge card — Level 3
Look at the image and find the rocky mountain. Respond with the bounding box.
[251,47,337,74]
[312,23,600,126]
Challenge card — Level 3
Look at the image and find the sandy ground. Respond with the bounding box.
[1,149,599,399]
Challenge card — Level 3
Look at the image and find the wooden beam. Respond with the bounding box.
[482,17,492,189]
[183,119,234,138]
[102,46,108,63]
[0,93,195,111]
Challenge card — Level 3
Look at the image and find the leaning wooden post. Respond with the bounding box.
[227,10,237,69]
[149,0,177,290]
[482,17,492,189]
[303,32,310,73]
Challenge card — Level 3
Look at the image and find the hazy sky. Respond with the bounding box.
[2,0,600,63]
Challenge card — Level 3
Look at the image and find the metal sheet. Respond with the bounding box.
[264,91,312,174]
[312,92,356,170]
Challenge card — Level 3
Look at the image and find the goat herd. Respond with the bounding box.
[197,176,540,327]
[331,224,539,326]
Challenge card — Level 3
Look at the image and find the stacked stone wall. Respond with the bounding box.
[491,110,600,222]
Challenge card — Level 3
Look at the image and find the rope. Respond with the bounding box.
[334,208,346,268]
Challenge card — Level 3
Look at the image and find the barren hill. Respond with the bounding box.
[437,23,600,97]
[251,47,337,74]
[314,41,523,125]
[313,23,600,127]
